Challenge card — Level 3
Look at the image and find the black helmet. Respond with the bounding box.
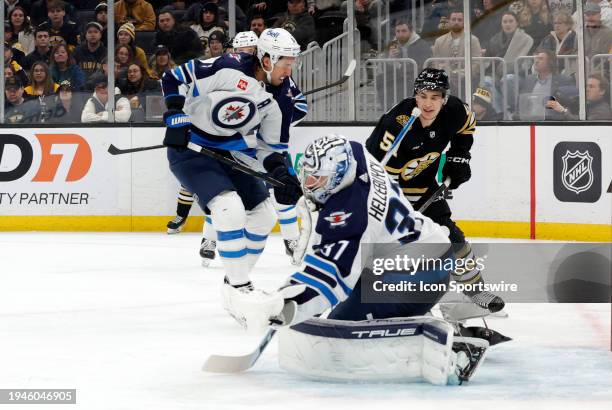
[413,68,450,96]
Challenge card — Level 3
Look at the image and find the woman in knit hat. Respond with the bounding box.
[117,22,155,78]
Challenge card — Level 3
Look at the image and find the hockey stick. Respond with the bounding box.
[108,144,165,155]
[380,107,421,166]
[417,177,451,213]
[202,328,277,373]
[301,59,356,97]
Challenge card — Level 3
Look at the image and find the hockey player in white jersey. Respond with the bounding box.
[223,134,490,384]
[161,28,303,320]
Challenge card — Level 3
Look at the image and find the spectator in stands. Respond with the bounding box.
[514,0,553,53]
[547,0,573,15]
[116,22,154,77]
[149,45,176,80]
[115,44,136,75]
[4,0,32,17]
[118,63,160,121]
[273,0,315,50]
[546,73,612,120]
[184,0,247,31]
[583,2,612,60]
[25,60,59,98]
[472,87,502,120]
[48,79,85,123]
[341,0,379,52]
[73,22,107,87]
[30,0,76,27]
[473,0,509,52]
[4,77,41,124]
[5,64,17,79]
[114,0,156,31]
[421,0,462,43]
[190,3,226,57]
[207,30,226,58]
[538,10,577,77]
[82,73,132,123]
[94,2,109,46]
[574,0,612,30]
[432,9,482,93]
[7,6,35,54]
[23,28,52,70]
[307,0,341,16]
[387,19,431,68]
[486,11,533,75]
[5,41,30,85]
[50,43,85,91]
[249,14,266,36]
[155,9,203,64]
[37,0,80,51]
[518,48,575,120]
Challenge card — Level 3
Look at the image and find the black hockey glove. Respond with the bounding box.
[163,109,191,149]
[443,152,471,190]
[264,153,302,205]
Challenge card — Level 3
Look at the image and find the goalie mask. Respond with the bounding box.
[298,135,357,205]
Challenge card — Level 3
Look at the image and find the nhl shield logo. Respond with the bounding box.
[561,150,593,194]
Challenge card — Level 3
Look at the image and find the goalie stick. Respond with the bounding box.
[202,181,449,374]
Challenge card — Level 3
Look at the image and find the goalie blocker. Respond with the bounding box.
[279,316,488,385]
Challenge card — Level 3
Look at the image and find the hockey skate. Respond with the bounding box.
[167,215,187,234]
[200,238,216,267]
[467,290,505,313]
[450,337,489,384]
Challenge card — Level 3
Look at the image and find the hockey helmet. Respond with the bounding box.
[233,31,259,49]
[414,68,450,97]
[257,28,300,81]
[298,135,357,205]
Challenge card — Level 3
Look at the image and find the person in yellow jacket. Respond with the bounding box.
[114,0,156,31]
[116,22,155,78]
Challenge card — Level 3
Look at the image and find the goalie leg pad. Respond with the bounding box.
[279,316,460,385]
[209,190,249,284]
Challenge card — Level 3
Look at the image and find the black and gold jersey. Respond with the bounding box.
[365,95,475,203]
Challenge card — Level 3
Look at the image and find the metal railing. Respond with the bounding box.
[295,42,323,120]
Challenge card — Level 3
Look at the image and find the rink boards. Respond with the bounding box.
[0,125,610,241]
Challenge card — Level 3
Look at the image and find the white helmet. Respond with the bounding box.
[257,28,301,66]
[299,135,357,205]
[233,31,258,49]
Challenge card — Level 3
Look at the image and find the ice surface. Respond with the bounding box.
[0,233,610,410]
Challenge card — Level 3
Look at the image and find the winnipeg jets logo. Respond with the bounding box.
[324,211,352,227]
[212,97,256,129]
[561,150,594,194]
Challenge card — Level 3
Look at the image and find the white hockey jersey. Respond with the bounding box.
[161,53,285,157]
[287,142,450,320]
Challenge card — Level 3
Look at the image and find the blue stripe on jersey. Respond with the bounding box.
[278,205,296,212]
[217,229,244,241]
[173,66,185,83]
[205,216,212,224]
[255,133,288,150]
[279,217,297,224]
[219,248,248,258]
[245,231,267,241]
[292,272,338,306]
[246,248,264,254]
[190,128,249,151]
[304,254,352,295]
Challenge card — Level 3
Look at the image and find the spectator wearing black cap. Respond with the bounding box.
[207,30,225,58]
[190,3,226,57]
[149,45,176,80]
[48,79,85,123]
[4,41,30,86]
[93,2,109,46]
[37,0,80,51]
[73,22,107,88]
[50,43,85,91]
[184,1,247,31]
[155,9,203,65]
[114,0,156,31]
[273,0,315,50]
[4,76,42,124]
[82,73,132,123]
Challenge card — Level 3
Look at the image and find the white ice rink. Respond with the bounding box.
[1,232,610,410]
